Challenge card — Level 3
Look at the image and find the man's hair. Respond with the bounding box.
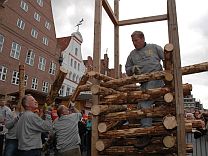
[57,105,65,117]
[131,31,145,39]
[21,94,31,109]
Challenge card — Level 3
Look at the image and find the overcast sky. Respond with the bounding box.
[51,0,208,108]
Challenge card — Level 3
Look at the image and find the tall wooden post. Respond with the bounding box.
[92,0,102,155]
[18,64,25,112]
[167,0,186,155]
[114,0,119,78]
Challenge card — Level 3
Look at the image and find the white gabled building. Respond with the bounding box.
[57,31,86,96]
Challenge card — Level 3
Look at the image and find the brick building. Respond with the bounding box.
[0,0,60,102]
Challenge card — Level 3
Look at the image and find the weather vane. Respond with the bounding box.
[75,18,84,32]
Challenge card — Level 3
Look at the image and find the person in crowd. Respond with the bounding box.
[4,104,21,156]
[16,94,52,156]
[125,30,164,148]
[193,110,206,139]
[53,104,82,156]
[0,98,11,156]
[86,114,92,156]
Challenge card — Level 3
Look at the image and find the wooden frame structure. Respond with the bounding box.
[92,0,185,155]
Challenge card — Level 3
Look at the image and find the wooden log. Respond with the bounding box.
[91,85,120,95]
[98,121,120,133]
[88,71,114,82]
[96,139,115,152]
[91,105,127,115]
[163,135,176,148]
[78,84,92,92]
[46,66,67,105]
[164,43,174,71]
[163,115,177,130]
[68,72,89,105]
[100,62,208,88]
[185,119,205,128]
[99,123,192,139]
[100,144,193,155]
[104,87,170,103]
[18,64,25,112]
[102,106,175,122]
[164,93,174,103]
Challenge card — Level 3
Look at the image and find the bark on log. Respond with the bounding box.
[91,105,127,116]
[163,135,176,148]
[68,72,89,105]
[98,121,120,133]
[88,71,114,82]
[100,62,208,88]
[46,66,67,105]
[18,64,25,112]
[91,85,120,95]
[185,119,205,128]
[78,84,92,92]
[99,123,192,139]
[102,106,175,122]
[100,144,193,155]
[163,115,177,129]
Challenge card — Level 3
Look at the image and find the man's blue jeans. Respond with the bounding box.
[138,80,164,127]
[4,139,18,156]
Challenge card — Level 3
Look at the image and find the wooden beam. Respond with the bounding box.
[168,0,186,155]
[118,14,167,26]
[102,0,118,26]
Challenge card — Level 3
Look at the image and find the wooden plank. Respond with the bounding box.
[114,0,119,78]
[118,14,167,26]
[167,0,186,155]
[92,0,102,156]
[102,0,118,26]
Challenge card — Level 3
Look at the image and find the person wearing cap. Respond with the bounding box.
[53,104,82,156]
[125,31,164,148]
[16,94,52,156]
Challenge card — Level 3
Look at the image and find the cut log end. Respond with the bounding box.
[163,115,177,129]
[164,93,174,103]
[96,140,105,151]
[164,72,173,81]
[98,123,107,133]
[164,43,174,52]
[91,105,101,116]
[91,85,100,95]
[163,135,176,148]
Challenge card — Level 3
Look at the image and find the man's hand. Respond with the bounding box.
[132,65,141,75]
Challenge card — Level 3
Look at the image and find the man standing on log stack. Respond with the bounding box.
[125,31,164,148]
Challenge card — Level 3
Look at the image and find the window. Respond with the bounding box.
[38,57,46,71]
[17,18,25,30]
[74,60,77,69]
[59,85,64,96]
[31,78,38,90]
[37,0,43,7]
[45,21,51,30]
[70,58,73,67]
[72,73,76,81]
[34,12,41,22]
[42,81,49,93]
[10,42,21,60]
[20,0,28,12]
[11,71,19,85]
[76,75,79,83]
[25,50,35,66]
[66,86,71,96]
[68,71,72,80]
[75,48,78,56]
[0,34,4,52]
[0,65,7,81]
[49,62,56,75]
[42,37,48,46]
[78,63,80,71]
[11,71,28,86]
[31,28,38,39]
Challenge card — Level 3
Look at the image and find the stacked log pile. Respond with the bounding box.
[69,44,208,155]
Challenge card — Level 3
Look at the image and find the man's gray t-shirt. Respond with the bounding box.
[125,43,164,76]
[53,113,82,152]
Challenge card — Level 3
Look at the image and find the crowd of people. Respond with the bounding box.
[0,95,92,156]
